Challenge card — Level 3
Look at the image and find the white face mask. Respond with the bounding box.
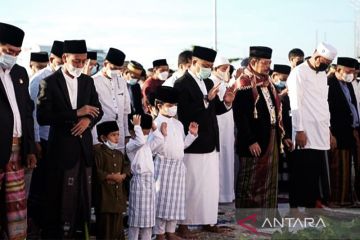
[127,78,138,85]
[104,140,118,150]
[0,53,17,69]
[158,71,169,81]
[217,70,226,80]
[66,64,83,78]
[165,106,177,117]
[106,68,119,79]
[197,67,212,80]
[343,73,354,83]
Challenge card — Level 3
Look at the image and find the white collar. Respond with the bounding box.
[188,69,201,82]
[61,67,77,81]
[157,113,173,123]
[0,67,11,74]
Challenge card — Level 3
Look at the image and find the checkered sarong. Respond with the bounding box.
[128,173,155,228]
[0,149,27,240]
[236,129,279,209]
[154,155,186,220]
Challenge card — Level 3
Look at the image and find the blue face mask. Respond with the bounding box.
[275,80,286,89]
[90,63,99,76]
[0,53,17,69]
[197,67,211,80]
[127,78,138,85]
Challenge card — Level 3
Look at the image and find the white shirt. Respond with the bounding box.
[92,71,131,150]
[61,68,78,109]
[153,114,197,160]
[162,70,182,87]
[0,67,22,137]
[287,61,330,150]
[352,79,360,116]
[29,65,53,142]
[126,125,164,175]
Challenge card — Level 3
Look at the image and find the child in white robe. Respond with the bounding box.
[126,114,166,240]
[152,86,199,240]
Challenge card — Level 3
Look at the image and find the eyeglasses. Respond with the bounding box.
[258,59,272,66]
[0,46,21,56]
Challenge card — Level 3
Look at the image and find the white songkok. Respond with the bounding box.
[213,56,230,68]
[316,42,337,61]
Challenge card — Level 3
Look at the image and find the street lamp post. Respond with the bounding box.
[351,0,360,58]
[214,0,218,51]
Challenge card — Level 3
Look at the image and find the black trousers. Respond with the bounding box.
[41,153,91,239]
[28,138,48,226]
[289,149,325,208]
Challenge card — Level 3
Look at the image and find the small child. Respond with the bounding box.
[94,121,130,240]
[126,114,166,240]
[153,86,199,240]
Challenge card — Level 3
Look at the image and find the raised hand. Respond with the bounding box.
[82,59,91,75]
[223,88,235,106]
[132,114,141,126]
[208,82,221,101]
[223,66,230,83]
[188,122,199,136]
[160,122,167,137]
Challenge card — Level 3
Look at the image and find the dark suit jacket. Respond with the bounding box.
[127,83,144,130]
[128,83,144,115]
[328,76,359,149]
[173,71,228,153]
[281,94,292,139]
[0,64,35,168]
[37,69,103,169]
[233,85,282,157]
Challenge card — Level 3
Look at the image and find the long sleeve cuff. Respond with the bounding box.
[224,102,232,110]
[184,131,198,149]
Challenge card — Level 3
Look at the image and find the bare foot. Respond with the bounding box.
[202,225,233,233]
[166,232,184,240]
[176,225,199,239]
[156,234,166,240]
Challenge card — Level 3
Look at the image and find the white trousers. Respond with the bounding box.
[154,218,177,234]
[128,227,152,240]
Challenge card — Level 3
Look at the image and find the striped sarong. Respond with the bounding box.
[329,148,352,205]
[0,148,27,240]
[128,173,155,228]
[353,130,360,202]
[154,155,186,220]
[236,128,279,209]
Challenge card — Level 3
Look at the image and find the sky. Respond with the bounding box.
[1,0,357,69]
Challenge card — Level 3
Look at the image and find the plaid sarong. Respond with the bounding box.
[128,173,155,228]
[154,155,186,220]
